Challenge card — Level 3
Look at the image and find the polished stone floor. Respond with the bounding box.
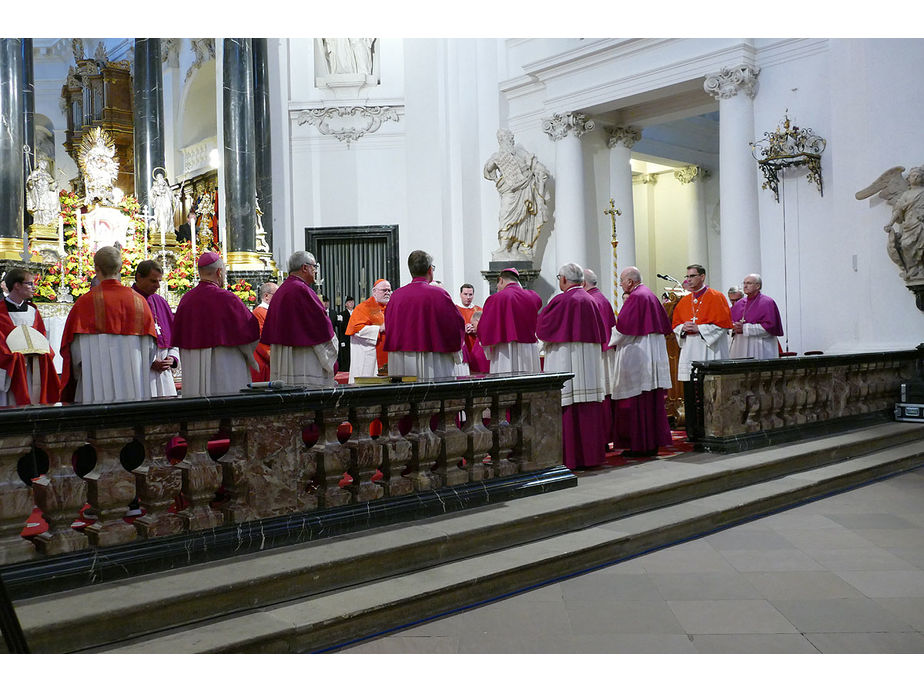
[339,466,924,654]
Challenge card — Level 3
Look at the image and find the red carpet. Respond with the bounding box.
[602,429,693,468]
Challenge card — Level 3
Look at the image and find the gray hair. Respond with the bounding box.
[744,273,763,288]
[558,262,584,284]
[288,250,316,273]
[199,256,224,276]
[583,268,598,286]
[259,282,278,301]
[727,285,743,295]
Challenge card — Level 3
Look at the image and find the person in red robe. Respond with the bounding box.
[172,252,260,397]
[457,283,483,357]
[0,268,60,405]
[537,262,608,470]
[610,267,674,457]
[60,246,158,403]
[583,268,618,448]
[671,263,732,382]
[478,267,542,374]
[345,279,391,382]
[384,250,465,379]
[250,281,277,382]
[260,251,338,387]
[462,311,490,373]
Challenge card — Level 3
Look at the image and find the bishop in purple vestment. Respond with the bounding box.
[729,273,783,360]
[132,259,179,397]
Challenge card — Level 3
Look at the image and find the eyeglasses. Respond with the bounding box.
[685,274,701,279]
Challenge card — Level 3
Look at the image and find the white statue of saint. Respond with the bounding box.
[322,38,375,75]
[483,129,550,260]
[26,159,59,227]
[150,171,175,241]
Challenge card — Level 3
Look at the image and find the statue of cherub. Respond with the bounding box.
[856,165,924,281]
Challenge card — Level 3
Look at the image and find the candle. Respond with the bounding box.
[76,209,82,249]
[58,214,65,257]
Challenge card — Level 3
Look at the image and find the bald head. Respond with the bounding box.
[94,246,122,280]
[619,266,642,294]
[583,268,599,287]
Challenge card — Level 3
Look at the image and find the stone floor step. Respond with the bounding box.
[12,422,924,653]
[89,435,924,653]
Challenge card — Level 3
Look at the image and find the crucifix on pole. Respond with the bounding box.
[604,198,622,311]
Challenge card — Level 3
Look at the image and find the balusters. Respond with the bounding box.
[347,405,385,503]
[177,419,224,531]
[490,392,519,477]
[462,395,493,480]
[379,402,413,497]
[0,437,37,563]
[133,424,184,538]
[30,432,90,556]
[310,408,352,507]
[81,428,139,547]
[405,400,442,491]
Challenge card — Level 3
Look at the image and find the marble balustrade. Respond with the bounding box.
[0,372,569,567]
[686,348,923,452]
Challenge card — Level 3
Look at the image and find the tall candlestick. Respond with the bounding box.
[58,214,65,257]
[191,218,197,283]
[76,209,82,250]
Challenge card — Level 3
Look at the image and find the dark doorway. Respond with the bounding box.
[305,225,400,310]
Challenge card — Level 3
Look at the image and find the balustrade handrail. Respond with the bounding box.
[690,345,923,377]
[0,372,574,437]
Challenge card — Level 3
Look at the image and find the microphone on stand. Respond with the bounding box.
[657,272,682,285]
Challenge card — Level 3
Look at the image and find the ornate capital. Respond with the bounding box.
[542,112,595,142]
[704,64,760,100]
[296,105,401,144]
[674,166,710,184]
[161,39,180,67]
[633,173,659,186]
[606,126,642,150]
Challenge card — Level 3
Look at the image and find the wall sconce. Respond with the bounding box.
[751,110,826,202]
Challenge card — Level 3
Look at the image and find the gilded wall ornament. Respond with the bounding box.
[750,111,825,202]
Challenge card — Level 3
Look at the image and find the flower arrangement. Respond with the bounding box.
[32,191,148,302]
[167,242,196,295]
[230,278,256,305]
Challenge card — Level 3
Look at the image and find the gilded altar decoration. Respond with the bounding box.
[856,165,924,310]
[78,127,120,206]
[750,111,826,202]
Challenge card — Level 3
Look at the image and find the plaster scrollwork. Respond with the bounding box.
[296,105,401,144]
[541,112,595,141]
[185,38,216,83]
[704,64,760,100]
[674,165,710,184]
[606,125,642,149]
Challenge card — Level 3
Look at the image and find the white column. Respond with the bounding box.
[542,111,595,270]
[606,126,640,275]
[675,165,709,264]
[704,65,761,291]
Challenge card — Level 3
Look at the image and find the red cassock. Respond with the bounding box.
[59,280,157,403]
[0,302,61,405]
[250,304,271,381]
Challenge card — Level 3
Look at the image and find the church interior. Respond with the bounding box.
[1,26,923,667]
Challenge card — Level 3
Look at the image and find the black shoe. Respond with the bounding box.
[621,449,657,459]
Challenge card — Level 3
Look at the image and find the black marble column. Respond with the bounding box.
[133,38,165,212]
[222,39,259,271]
[0,39,25,261]
[252,38,273,252]
[21,38,33,231]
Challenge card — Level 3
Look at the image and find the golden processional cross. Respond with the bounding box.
[604,198,622,312]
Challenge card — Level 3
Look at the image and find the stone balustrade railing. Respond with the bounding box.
[686,347,923,453]
[0,373,571,583]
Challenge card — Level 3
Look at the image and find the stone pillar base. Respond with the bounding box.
[482,261,541,295]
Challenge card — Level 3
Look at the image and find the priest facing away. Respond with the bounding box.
[384,249,466,380]
[536,262,609,470]
[260,250,338,387]
[172,252,260,397]
[59,246,158,403]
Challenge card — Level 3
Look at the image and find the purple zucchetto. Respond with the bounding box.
[197,251,221,268]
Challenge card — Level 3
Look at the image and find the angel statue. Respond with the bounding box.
[856,166,924,282]
[25,158,60,227]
